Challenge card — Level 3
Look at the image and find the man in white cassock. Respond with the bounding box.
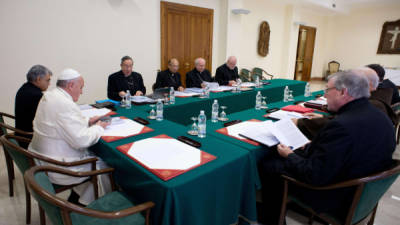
[29,68,111,205]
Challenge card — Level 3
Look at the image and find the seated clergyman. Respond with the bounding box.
[258,70,395,224]
[29,68,111,205]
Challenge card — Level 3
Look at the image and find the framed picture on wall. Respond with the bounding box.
[377,19,400,54]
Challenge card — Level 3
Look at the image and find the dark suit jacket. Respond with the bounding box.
[215,64,238,85]
[154,69,182,90]
[185,68,213,88]
[297,88,397,139]
[283,98,395,217]
[15,82,42,146]
[379,79,400,104]
[107,70,146,101]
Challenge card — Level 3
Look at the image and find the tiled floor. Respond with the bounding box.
[1,81,399,225]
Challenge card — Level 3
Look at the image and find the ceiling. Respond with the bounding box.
[282,0,400,14]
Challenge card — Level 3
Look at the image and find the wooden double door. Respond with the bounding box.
[161,1,214,86]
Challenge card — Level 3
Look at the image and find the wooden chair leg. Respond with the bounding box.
[4,150,15,197]
[367,204,378,225]
[308,214,314,224]
[24,184,31,224]
[39,205,46,225]
[279,180,289,225]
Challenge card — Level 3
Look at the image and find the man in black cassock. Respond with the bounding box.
[154,58,184,91]
[215,56,239,86]
[15,65,52,148]
[185,57,213,88]
[107,56,146,101]
[258,71,395,224]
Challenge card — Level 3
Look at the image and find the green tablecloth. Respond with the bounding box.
[132,79,307,125]
[91,109,259,225]
[91,79,319,225]
[203,91,325,164]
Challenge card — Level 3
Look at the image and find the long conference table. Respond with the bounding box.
[90,79,324,225]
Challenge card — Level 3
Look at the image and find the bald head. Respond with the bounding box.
[194,58,206,73]
[168,58,179,73]
[226,56,237,70]
[350,67,379,91]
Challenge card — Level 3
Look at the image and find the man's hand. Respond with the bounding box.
[178,86,184,92]
[228,80,237,86]
[96,120,110,129]
[135,91,143,96]
[277,144,294,158]
[201,83,207,88]
[303,112,323,119]
[89,116,103,126]
[119,91,126,97]
[291,118,298,125]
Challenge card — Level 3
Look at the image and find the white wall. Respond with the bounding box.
[0,0,225,115]
[1,0,400,116]
[325,4,400,70]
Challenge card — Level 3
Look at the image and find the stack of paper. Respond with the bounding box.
[215,119,261,145]
[102,117,153,142]
[175,91,200,97]
[131,96,157,104]
[81,107,114,118]
[210,86,235,92]
[233,82,255,88]
[185,88,204,93]
[239,119,309,150]
[116,134,216,181]
[265,110,306,120]
[307,97,327,105]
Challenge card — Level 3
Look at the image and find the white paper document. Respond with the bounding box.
[131,96,156,103]
[175,91,200,97]
[233,82,255,87]
[225,121,262,140]
[239,121,279,147]
[185,88,204,93]
[127,138,201,170]
[79,104,93,110]
[210,86,235,92]
[307,97,327,105]
[267,110,306,120]
[269,119,310,150]
[81,108,111,118]
[103,118,145,137]
[239,119,309,150]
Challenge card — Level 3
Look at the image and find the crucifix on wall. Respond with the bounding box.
[377,19,400,54]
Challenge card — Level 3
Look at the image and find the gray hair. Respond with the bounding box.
[121,55,133,64]
[328,70,371,99]
[194,57,205,65]
[363,70,379,89]
[56,77,79,88]
[26,65,52,82]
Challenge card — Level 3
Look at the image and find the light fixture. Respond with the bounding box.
[231,9,251,15]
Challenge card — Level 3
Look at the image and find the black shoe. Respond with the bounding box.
[256,202,286,225]
[67,190,86,207]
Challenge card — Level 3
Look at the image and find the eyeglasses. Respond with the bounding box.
[324,87,336,93]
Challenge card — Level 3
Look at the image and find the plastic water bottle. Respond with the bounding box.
[211,100,219,123]
[198,110,206,138]
[237,78,242,93]
[205,86,210,98]
[169,87,175,104]
[304,83,311,97]
[283,86,289,102]
[156,99,163,121]
[255,76,260,88]
[125,90,131,109]
[255,91,262,110]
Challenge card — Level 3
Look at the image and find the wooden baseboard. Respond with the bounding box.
[310,77,324,81]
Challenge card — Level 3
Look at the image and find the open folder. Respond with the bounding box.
[215,119,261,146]
[239,118,309,150]
[116,134,216,181]
[101,116,154,142]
